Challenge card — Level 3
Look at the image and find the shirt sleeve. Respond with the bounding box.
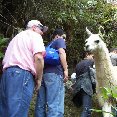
[31,33,45,55]
[56,38,66,49]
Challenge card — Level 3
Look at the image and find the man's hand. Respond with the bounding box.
[64,69,68,83]
[35,79,42,91]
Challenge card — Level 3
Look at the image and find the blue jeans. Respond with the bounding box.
[0,66,34,117]
[35,73,65,117]
[80,90,92,117]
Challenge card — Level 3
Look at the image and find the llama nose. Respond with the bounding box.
[86,45,89,50]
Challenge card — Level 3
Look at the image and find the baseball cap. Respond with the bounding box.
[27,20,42,27]
[27,20,48,33]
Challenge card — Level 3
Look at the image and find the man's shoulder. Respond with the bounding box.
[76,59,93,67]
[81,59,92,64]
[76,60,85,67]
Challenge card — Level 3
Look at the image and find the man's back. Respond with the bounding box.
[3,29,45,75]
[76,59,94,77]
[44,38,66,75]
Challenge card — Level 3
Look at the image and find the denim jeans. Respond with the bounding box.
[80,90,92,117]
[0,66,34,117]
[35,73,65,117]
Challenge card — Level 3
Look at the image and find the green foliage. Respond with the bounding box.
[0,0,117,64]
[101,86,117,99]
[0,35,8,59]
[91,108,115,116]
[90,86,117,116]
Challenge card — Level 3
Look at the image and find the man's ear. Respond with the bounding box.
[32,25,36,31]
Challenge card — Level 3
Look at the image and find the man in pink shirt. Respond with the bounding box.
[0,20,48,117]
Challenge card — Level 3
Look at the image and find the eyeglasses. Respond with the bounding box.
[37,24,48,33]
[37,24,44,31]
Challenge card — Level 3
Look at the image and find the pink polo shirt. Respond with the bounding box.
[3,30,45,76]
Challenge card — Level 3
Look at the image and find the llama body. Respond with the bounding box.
[85,28,117,117]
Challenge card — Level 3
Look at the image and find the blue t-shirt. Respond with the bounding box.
[44,38,66,75]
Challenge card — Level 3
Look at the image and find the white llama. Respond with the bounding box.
[85,28,117,117]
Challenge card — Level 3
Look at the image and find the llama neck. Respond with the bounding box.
[94,46,112,67]
[94,45,114,87]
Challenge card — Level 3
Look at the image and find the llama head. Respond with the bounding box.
[85,27,105,52]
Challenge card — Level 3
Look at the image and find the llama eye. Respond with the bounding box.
[94,40,99,44]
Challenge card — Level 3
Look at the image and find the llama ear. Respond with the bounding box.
[86,27,92,36]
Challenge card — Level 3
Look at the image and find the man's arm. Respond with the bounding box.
[34,52,44,91]
[58,48,68,82]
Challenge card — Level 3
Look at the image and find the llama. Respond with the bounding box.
[85,28,117,117]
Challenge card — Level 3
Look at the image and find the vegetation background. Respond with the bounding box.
[0,0,117,116]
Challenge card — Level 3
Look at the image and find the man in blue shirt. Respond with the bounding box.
[35,28,68,117]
